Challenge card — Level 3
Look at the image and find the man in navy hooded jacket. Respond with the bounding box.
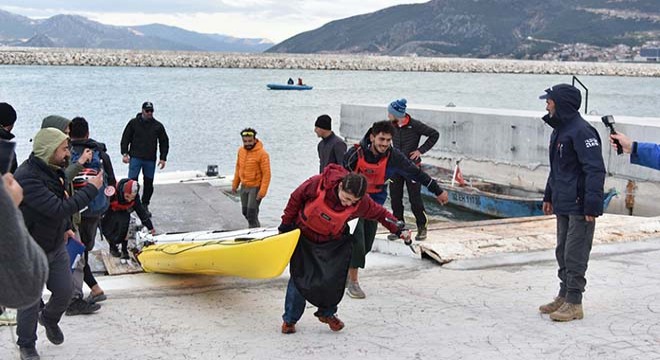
[537,84,606,322]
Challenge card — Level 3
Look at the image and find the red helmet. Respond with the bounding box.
[73,168,98,189]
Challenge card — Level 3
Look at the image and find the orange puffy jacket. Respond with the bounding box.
[232,139,271,198]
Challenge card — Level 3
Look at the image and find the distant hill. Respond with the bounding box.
[266,0,660,59]
[0,9,273,53]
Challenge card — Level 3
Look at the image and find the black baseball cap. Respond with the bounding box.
[142,101,154,110]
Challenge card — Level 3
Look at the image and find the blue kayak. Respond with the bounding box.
[267,83,313,90]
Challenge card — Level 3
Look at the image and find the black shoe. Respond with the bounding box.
[19,347,40,360]
[143,204,152,218]
[120,250,130,260]
[65,298,101,316]
[415,227,427,241]
[37,313,64,345]
[109,246,121,258]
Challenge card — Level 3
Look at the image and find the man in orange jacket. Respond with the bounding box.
[232,128,271,228]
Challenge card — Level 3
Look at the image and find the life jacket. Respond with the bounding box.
[109,178,136,211]
[355,146,388,194]
[297,180,357,239]
[110,199,134,212]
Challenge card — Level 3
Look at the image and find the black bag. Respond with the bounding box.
[289,234,353,309]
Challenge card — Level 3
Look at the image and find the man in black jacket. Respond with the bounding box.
[67,116,117,315]
[0,102,18,174]
[387,98,439,240]
[343,121,448,299]
[315,114,347,173]
[120,101,169,214]
[537,84,606,322]
[14,127,103,360]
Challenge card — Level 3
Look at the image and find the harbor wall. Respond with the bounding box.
[1,47,659,77]
[339,104,660,216]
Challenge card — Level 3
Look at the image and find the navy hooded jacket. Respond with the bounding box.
[541,84,606,216]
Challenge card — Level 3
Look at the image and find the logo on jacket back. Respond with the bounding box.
[584,138,600,148]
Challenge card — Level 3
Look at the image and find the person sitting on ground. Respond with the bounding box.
[287,78,294,85]
[609,132,659,171]
[101,179,155,260]
[278,164,410,334]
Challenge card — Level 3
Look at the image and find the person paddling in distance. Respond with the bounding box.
[278,164,410,334]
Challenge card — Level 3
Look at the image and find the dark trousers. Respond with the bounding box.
[555,215,596,304]
[349,218,378,269]
[17,245,72,348]
[240,186,262,228]
[128,157,155,205]
[389,175,427,229]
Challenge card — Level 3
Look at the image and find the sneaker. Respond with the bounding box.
[281,322,296,334]
[317,314,345,332]
[65,298,101,316]
[143,204,152,218]
[19,347,40,360]
[550,302,584,322]
[109,246,121,258]
[346,280,366,299]
[85,293,107,303]
[415,227,427,241]
[387,233,399,241]
[0,308,17,326]
[539,296,565,314]
[37,313,64,345]
[121,250,130,260]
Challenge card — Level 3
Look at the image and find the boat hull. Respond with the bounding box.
[137,229,300,278]
[266,83,313,90]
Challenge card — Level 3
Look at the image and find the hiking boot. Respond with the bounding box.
[550,302,584,322]
[109,246,121,258]
[19,347,40,360]
[281,322,296,334]
[0,308,17,326]
[37,313,64,345]
[387,233,399,241]
[539,296,565,314]
[143,204,152,218]
[65,298,101,316]
[415,227,427,241]
[85,292,107,303]
[346,280,366,299]
[317,314,345,332]
[120,250,130,260]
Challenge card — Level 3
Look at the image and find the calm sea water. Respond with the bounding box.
[1,65,658,225]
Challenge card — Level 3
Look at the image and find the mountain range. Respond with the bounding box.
[0,9,273,53]
[266,0,660,59]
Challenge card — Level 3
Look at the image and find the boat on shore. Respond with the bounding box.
[420,164,617,218]
[136,228,300,278]
[266,83,313,90]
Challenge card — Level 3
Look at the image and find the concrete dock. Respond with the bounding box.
[2,180,660,359]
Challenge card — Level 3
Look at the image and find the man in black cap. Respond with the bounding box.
[314,115,346,173]
[537,84,606,322]
[0,102,18,173]
[120,101,169,215]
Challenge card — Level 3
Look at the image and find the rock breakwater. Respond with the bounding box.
[0,47,658,77]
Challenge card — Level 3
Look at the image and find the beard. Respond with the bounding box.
[244,144,255,150]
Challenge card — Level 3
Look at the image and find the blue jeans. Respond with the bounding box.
[282,278,336,324]
[128,157,156,205]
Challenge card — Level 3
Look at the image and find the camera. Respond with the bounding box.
[0,139,16,175]
[601,115,623,155]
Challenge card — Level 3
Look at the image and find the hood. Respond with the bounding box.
[540,84,582,128]
[320,163,349,190]
[41,115,71,132]
[32,128,68,166]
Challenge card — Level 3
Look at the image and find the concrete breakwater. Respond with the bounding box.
[0,47,659,77]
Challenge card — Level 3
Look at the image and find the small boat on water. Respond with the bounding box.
[420,164,617,218]
[136,228,300,278]
[267,83,313,90]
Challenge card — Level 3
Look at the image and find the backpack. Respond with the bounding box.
[71,146,110,217]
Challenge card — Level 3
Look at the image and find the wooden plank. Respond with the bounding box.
[101,251,143,275]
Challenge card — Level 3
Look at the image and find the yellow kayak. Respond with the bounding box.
[137,228,300,278]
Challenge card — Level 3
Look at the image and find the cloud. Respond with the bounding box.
[0,0,430,42]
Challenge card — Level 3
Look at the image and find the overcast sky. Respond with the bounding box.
[0,0,429,43]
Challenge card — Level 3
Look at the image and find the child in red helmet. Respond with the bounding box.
[100,179,155,260]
